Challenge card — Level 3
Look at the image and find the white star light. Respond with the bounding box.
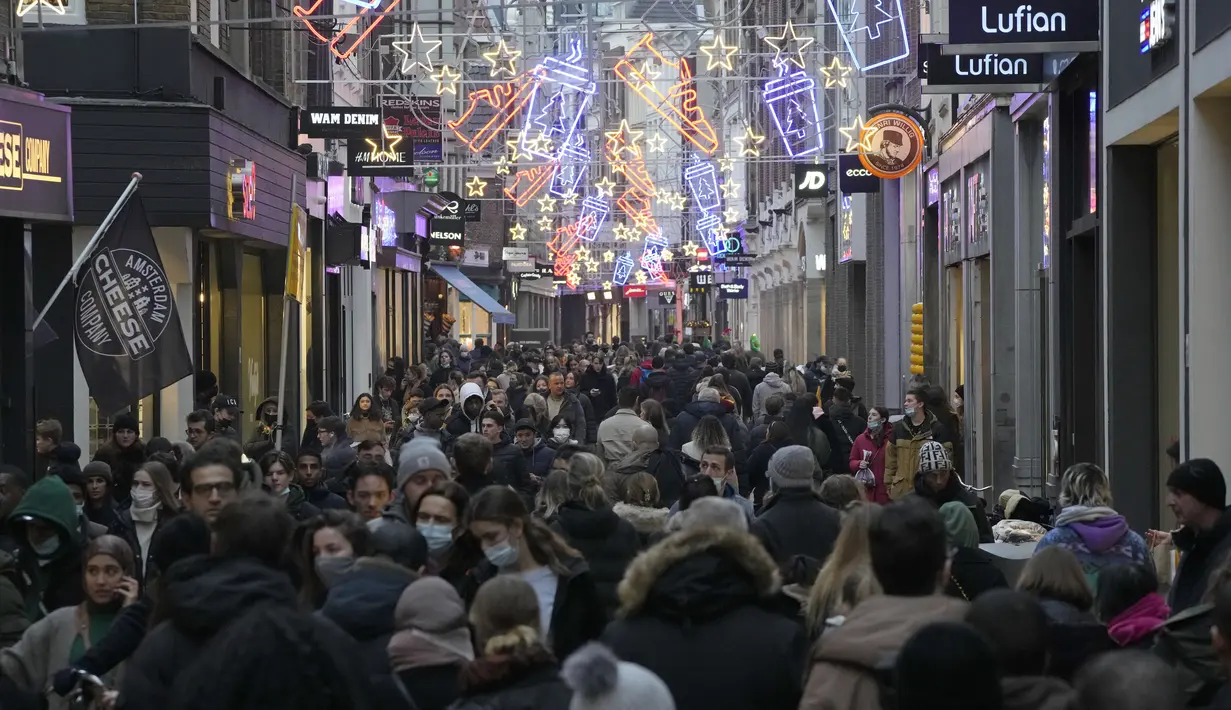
[391,23,443,75]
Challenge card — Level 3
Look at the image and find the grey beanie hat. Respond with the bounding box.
[563,643,676,710]
[396,438,451,490]
[769,445,817,489]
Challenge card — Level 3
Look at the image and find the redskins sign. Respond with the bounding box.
[857,112,925,180]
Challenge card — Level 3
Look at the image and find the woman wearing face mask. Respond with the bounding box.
[411,482,483,595]
[91,413,145,507]
[433,384,457,408]
[299,511,372,609]
[545,415,580,452]
[347,393,386,445]
[848,406,891,504]
[259,451,320,523]
[464,486,606,660]
[563,372,598,445]
[520,393,551,440]
[119,462,181,586]
[533,375,551,399]
[0,535,138,710]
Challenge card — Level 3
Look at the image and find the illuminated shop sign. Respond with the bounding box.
[838,153,880,194]
[919,42,1045,92]
[947,0,1100,50]
[227,160,256,220]
[1140,0,1175,53]
[717,279,748,299]
[0,92,72,222]
[793,164,828,200]
[301,107,382,138]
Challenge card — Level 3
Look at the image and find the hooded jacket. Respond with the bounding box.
[318,558,420,710]
[752,372,793,421]
[579,363,616,417]
[8,477,87,620]
[547,502,639,619]
[1034,505,1152,588]
[800,595,969,710]
[602,527,809,710]
[243,396,297,461]
[909,471,994,544]
[517,439,554,479]
[119,556,340,710]
[489,432,533,494]
[668,400,748,464]
[611,503,670,548]
[446,383,488,438]
[666,358,700,407]
[884,411,952,500]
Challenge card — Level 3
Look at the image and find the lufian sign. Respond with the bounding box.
[947,0,1099,51]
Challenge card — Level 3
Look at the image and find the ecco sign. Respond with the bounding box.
[947,0,1099,51]
[301,107,383,138]
[793,164,829,200]
[838,153,880,194]
[920,42,1045,92]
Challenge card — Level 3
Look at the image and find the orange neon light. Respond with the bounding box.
[606,132,662,241]
[614,33,719,155]
[448,68,545,154]
[503,163,557,207]
[294,0,403,61]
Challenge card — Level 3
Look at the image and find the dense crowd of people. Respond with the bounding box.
[0,332,1226,709]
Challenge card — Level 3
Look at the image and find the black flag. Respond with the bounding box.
[73,193,193,415]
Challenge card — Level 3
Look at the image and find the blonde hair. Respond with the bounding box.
[536,470,569,520]
[622,472,660,508]
[566,453,609,510]
[1058,462,1113,509]
[522,393,548,424]
[805,503,883,634]
[469,575,542,655]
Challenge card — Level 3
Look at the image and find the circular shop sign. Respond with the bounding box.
[76,248,175,360]
[858,112,925,180]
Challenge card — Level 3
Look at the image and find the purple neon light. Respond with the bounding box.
[762,68,823,158]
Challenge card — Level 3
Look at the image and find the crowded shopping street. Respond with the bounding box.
[0,0,1225,707]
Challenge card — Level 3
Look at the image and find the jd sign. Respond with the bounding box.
[793,164,829,200]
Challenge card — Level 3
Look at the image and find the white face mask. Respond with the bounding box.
[552,427,571,442]
[905,407,916,417]
[131,488,157,508]
[710,476,726,493]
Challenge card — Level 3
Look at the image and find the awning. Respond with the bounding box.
[431,264,515,325]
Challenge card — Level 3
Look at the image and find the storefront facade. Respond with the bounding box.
[26,28,306,449]
[0,88,74,472]
[1101,0,1231,525]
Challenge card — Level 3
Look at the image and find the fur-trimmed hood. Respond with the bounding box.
[617,526,780,620]
[612,502,670,536]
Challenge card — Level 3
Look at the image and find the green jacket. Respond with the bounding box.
[10,476,86,620]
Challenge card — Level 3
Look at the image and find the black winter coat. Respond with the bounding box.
[579,366,616,419]
[668,400,748,465]
[91,443,146,506]
[602,527,810,710]
[1037,598,1115,681]
[120,556,328,710]
[720,367,754,420]
[666,360,699,408]
[944,546,1009,601]
[827,402,867,474]
[548,503,639,619]
[302,481,350,511]
[318,558,419,710]
[1171,509,1231,614]
[466,555,605,660]
[744,439,792,502]
[85,500,128,538]
[566,390,599,444]
[490,435,533,494]
[450,657,571,710]
[398,664,462,710]
[910,472,995,544]
[117,508,174,586]
[751,488,842,568]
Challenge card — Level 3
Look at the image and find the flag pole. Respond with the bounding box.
[34,172,143,330]
[274,175,299,453]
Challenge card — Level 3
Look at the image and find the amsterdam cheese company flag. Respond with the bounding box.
[74,193,194,415]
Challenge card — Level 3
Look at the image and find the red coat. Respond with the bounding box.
[849,428,890,504]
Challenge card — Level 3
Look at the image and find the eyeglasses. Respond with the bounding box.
[185,428,205,437]
[191,481,236,497]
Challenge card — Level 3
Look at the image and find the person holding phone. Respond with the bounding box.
[0,535,138,710]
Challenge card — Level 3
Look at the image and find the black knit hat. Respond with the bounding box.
[1167,458,1227,511]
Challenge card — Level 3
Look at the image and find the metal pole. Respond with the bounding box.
[33,172,142,330]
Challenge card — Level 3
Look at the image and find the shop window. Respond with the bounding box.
[240,253,266,441]
[19,0,86,25]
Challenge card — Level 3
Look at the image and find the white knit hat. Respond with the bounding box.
[563,643,676,710]
[918,440,951,473]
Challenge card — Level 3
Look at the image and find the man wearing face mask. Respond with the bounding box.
[244,396,296,462]
[8,475,94,618]
[669,446,753,521]
[885,387,954,501]
[210,394,242,444]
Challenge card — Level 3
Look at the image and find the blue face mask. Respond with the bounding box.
[314,555,354,588]
[31,535,60,558]
[868,420,882,431]
[417,523,454,555]
[484,540,520,568]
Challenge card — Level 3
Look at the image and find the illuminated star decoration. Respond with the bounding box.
[560,189,580,206]
[723,206,742,224]
[602,281,613,290]
[645,133,668,153]
[536,195,558,212]
[720,181,741,199]
[718,157,734,172]
[391,23,443,75]
[699,33,738,72]
[492,156,511,175]
[763,20,814,70]
[536,216,554,231]
[509,223,527,240]
[820,56,853,88]
[364,123,404,161]
[528,132,554,154]
[838,115,878,152]
[482,39,522,77]
[605,120,644,159]
[594,176,617,197]
[465,176,488,197]
[633,270,647,284]
[16,0,66,17]
[639,60,662,81]
[431,65,462,95]
[733,126,766,158]
[612,223,635,241]
[602,250,615,263]
[614,33,719,155]
[660,249,674,262]
[506,134,530,162]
